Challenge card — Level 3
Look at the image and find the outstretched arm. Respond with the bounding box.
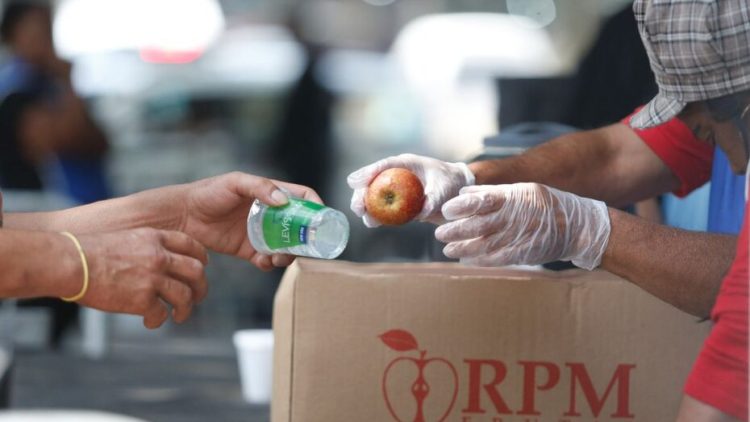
[436,183,734,318]
[469,123,679,206]
[5,172,323,271]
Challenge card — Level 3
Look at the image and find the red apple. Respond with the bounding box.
[365,168,424,225]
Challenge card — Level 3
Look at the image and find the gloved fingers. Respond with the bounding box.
[461,251,513,267]
[460,242,533,267]
[422,213,448,225]
[416,172,455,221]
[350,187,367,217]
[442,227,517,259]
[458,183,548,204]
[435,212,509,243]
[442,238,484,259]
[442,189,508,221]
[362,213,382,228]
[457,184,501,194]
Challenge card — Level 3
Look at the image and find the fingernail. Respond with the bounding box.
[271,189,288,205]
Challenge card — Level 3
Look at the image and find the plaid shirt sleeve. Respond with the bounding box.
[622,108,714,197]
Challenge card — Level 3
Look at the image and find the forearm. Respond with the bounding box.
[469,124,679,206]
[0,230,81,299]
[4,185,187,234]
[601,209,735,317]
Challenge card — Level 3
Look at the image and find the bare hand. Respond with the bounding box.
[76,228,208,329]
[178,172,322,271]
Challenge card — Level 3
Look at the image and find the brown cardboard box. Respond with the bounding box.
[273,259,710,422]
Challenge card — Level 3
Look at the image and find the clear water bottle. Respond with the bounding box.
[247,196,349,259]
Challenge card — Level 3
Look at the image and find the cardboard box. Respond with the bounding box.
[273,259,710,421]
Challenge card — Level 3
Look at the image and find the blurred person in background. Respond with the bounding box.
[0,172,321,329]
[0,1,109,201]
[0,0,111,348]
[350,0,747,418]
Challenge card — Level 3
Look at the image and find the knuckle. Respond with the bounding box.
[148,250,169,270]
[176,284,193,306]
[147,304,167,321]
[139,279,159,297]
[229,171,252,187]
[135,295,155,315]
[136,227,158,239]
[189,258,206,279]
[161,277,191,306]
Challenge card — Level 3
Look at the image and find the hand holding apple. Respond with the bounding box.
[348,154,476,227]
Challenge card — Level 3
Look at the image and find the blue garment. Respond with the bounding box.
[0,57,56,98]
[50,158,111,205]
[663,149,744,234]
[662,183,711,232]
[707,149,745,235]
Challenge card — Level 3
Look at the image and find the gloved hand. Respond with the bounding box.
[347,154,475,227]
[434,183,610,270]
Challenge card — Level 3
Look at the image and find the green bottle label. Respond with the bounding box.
[262,198,325,250]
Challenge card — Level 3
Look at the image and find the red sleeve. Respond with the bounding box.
[621,109,714,197]
[684,201,749,420]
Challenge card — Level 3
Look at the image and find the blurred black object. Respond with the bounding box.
[271,6,336,201]
[497,5,657,129]
[271,55,335,200]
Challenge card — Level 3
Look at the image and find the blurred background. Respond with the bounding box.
[0,0,669,420]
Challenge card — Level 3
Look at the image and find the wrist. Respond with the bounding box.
[54,232,87,299]
[569,198,611,271]
[128,184,188,232]
[469,159,510,185]
[4,230,82,298]
[600,208,630,271]
[456,162,476,186]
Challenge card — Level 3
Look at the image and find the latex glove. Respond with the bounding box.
[347,154,475,227]
[435,183,610,270]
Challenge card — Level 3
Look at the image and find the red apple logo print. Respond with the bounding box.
[379,329,458,422]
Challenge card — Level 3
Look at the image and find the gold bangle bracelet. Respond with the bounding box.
[60,231,89,302]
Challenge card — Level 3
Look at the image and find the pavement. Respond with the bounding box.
[9,338,269,422]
